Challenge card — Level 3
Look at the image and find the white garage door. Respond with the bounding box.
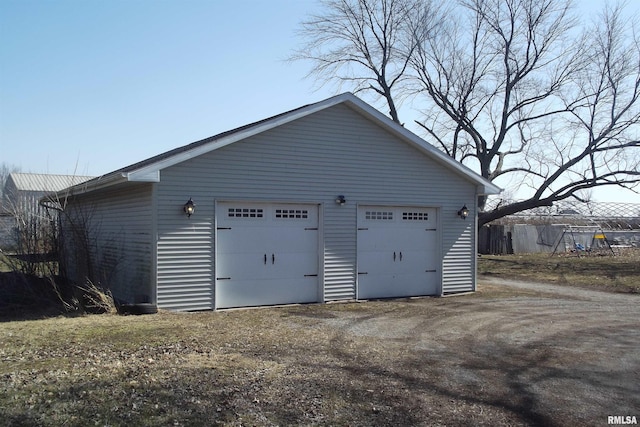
[216,202,319,309]
[357,206,439,299]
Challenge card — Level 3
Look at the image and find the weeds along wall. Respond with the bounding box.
[59,182,155,304]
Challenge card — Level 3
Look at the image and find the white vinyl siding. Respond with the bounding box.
[155,199,213,311]
[323,206,356,300]
[61,183,154,304]
[442,220,476,293]
[155,103,478,309]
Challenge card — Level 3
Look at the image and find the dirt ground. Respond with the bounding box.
[1,279,639,426]
[284,278,640,426]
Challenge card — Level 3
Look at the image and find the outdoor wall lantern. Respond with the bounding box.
[457,204,469,220]
[335,195,346,205]
[183,198,196,218]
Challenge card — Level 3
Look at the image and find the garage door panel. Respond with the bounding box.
[357,206,439,299]
[357,274,395,299]
[217,253,316,280]
[267,253,318,279]
[218,228,315,254]
[393,230,436,251]
[272,230,318,252]
[357,247,428,267]
[359,272,439,299]
[217,277,318,308]
[403,238,437,252]
[217,228,271,253]
[216,202,319,309]
[357,230,390,249]
[400,247,438,268]
[359,274,439,299]
[358,250,396,274]
[393,272,439,295]
[277,250,318,269]
[217,252,269,279]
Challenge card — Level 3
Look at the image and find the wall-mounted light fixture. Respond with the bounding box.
[183,198,196,218]
[335,195,346,205]
[457,204,469,220]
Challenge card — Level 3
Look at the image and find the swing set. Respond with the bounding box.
[551,225,615,256]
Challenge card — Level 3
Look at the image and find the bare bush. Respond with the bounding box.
[77,279,117,315]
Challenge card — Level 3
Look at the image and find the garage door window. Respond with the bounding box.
[403,212,429,221]
[365,211,393,220]
[275,209,308,219]
[228,208,264,218]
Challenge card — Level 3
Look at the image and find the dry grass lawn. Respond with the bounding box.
[1,251,639,426]
[478,249,640,293]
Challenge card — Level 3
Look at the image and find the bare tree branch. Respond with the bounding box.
[294,0,640,226]
[292,0,424,123]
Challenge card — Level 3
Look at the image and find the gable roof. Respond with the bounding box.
[61,93,501,196]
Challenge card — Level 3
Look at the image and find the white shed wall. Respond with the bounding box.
[62,183,154,304]
[155,103,477,310]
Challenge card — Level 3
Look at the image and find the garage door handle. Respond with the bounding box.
[264,254,267,265]
[399,251,403,261]
[272,253,275,264]
[393,251,396,261]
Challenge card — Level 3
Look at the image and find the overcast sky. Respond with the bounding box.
[1,0,638,203]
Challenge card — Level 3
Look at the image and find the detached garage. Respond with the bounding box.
[55,93,500,311]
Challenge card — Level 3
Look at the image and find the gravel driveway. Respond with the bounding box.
[280,278,640,426]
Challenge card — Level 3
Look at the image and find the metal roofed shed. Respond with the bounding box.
[1,173,94,250]
[5,173,94,194]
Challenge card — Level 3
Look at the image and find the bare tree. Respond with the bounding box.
[1,175,58,276]
[293,0,432,123]
[0,163,21,204]
[296,0,640,226]
[42,192,123,313]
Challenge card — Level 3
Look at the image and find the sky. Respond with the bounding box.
[1,0,639,203]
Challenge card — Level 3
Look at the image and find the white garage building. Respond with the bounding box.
[56,93,500,311]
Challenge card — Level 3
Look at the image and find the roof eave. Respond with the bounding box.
[477,183,502,196]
